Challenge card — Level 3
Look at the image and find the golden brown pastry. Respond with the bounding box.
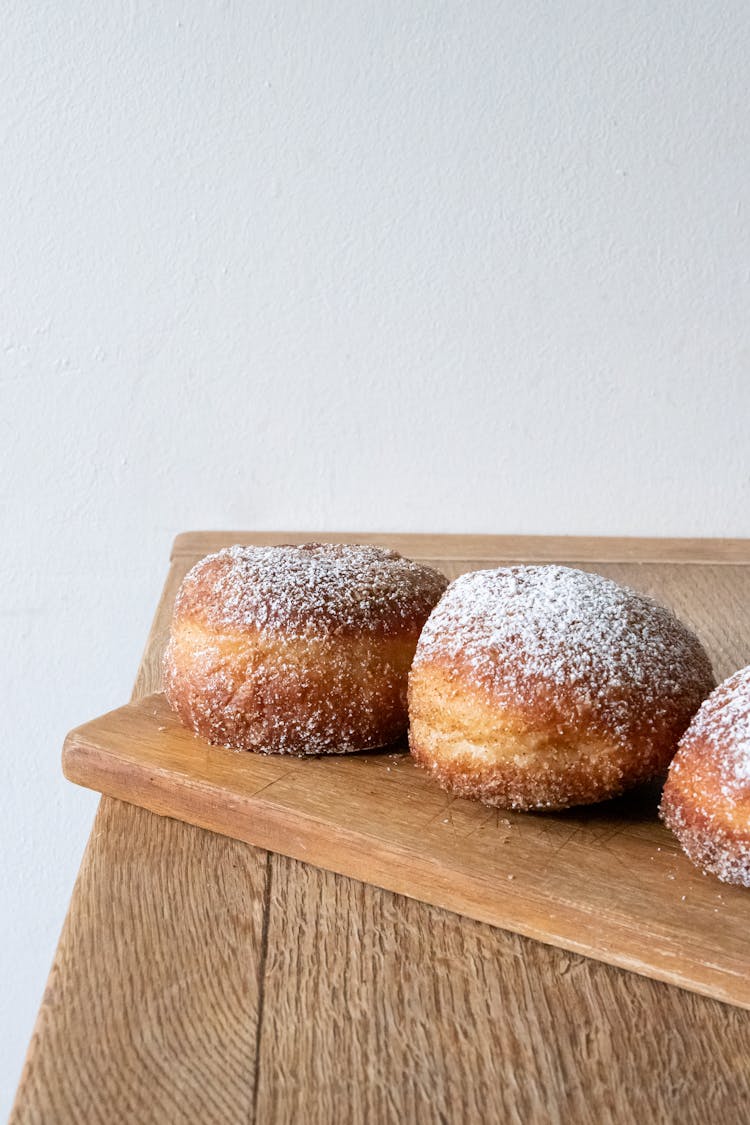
[164,542,447,754]
[408,565,714,810]
[660,664,750,884]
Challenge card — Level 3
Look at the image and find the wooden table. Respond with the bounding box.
[12,533,750,1125]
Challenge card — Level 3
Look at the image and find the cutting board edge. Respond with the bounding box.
[62,715,750,1014]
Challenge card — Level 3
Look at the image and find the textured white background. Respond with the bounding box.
[2,0,750,1111]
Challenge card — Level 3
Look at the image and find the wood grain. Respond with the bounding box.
[14,801,266,1125]
[257,857,750,1125]
[11,547,270,1125]
[13,534,750,1124]
[61,674,750,1010]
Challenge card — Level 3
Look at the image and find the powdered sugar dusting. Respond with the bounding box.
[414,565,714,745]
[164,542,448,754]
[660,666,750,884]
[685,664,750,799]
[660,796,750,886]
[175,542,448,636]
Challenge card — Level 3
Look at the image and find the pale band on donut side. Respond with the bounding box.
[660,664,750,885]
[408,565,715,811]
[163,542,448,755]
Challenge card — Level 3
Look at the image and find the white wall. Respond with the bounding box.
[2,0,749,1111]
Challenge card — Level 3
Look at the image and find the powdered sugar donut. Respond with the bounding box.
[408,565,714,810]
[164,543,448,754]
[660,665,750,884]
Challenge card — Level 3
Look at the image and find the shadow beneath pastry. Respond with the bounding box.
[535,778,665,824]
[326,739,667,827]
[293,737,411,760]
[349,737,410,758]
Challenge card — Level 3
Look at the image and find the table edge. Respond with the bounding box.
[171,530,750,565]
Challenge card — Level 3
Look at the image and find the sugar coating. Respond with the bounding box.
[164,542,448,755]
[414,565,714,745]
[661,798,750,886]
[660,667,750,884]
[174,542,449,636]
[679,665,750,799]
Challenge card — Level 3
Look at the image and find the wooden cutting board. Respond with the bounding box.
[62,532,750,1010]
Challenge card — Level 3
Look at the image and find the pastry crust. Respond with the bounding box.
[660,665,750,885]
[164,543,447,754]
[408,565,715,811]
